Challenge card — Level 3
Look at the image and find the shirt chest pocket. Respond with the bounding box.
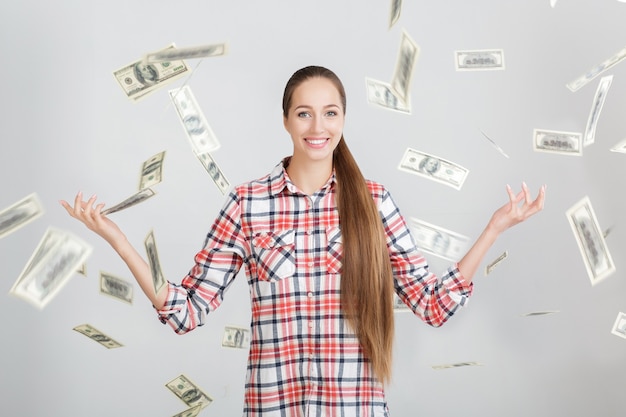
[250,230,296,282]
[326,226,343,275]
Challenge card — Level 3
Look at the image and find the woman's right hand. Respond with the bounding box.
[59,192,126,246]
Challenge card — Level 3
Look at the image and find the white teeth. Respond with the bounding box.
[307,139,326,145]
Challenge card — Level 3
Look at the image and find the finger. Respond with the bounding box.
[59,200,75,217]
[72,192,84,216]
[522,182,532,204]
[83,194,97,218]
[95,202,106,216]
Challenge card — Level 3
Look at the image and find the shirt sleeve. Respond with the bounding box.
[155,190,248,334]
[378,187,473,327]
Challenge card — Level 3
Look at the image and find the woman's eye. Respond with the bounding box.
[297,112,311,118]
[326,111,337,117]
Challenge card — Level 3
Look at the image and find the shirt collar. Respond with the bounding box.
[269,157,337,196]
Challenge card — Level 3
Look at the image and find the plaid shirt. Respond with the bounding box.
[157,158,473,416]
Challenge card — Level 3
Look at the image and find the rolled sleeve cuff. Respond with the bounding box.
[444,263,474,307]
[154,282,185,324]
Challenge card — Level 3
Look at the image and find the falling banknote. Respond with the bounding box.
[166,374,213,410]
[9,227,93,309]
[455,49,505,71]
[610,312,626,340]
[365,77,410,114]
[138,151,166,190]
[73,324,123,349]
[196,152,231,195]
[99,271,133,304]
[388,0,402,29]
[583,75,613,147]
[408,217,470,262]
[566,196,615,286]
[533,129,582,156]
[222,325,251,349]
[432,361,483,370]
[0,193,44,239]
[566,46,626,92]
[144,42,228,64]
[391,29,420,105]
[101,188,156,216]
[169,85,221,153]
[398,148,469,190]
[144,229,167,296]
[113,44,189,101]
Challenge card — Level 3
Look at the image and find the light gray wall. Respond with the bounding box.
[1,1,625,416]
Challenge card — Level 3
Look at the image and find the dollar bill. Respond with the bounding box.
[566,46,626,92]
[222,325,251,349]
[393,293,410,312]
[583,75,613,146]
[101,188,156,216]
[566,196,615,286]
[73,324,123,349]
[432,361,483,370]
[9,228,93,309]
[389,0,402,28]
[197,152,231,195]
[408,217,470,262]
[99,271,133,304]
[76,263,87,276]
[610,312,626,340]
[550,0,558,8]
[485,250,508,275]
[166,374,213,409]
[365,77,410,114]
[144,42,228,64]
[171,404,203,417]
[398,148,469,190]
[145,229,166,296]
[0,193,44,239]
[391,30,420,104]
[139,151,166,190]
[169,85,221,153]
[533,129,582,156]
[521,310,559,317]
[609,138,626,153]
[455,49,505,71]
[113,44,189,101]
[478,129,509,158]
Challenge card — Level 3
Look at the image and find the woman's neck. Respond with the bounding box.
[286,156,333,195]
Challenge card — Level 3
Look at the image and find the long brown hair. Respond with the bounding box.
[282,66,395,384]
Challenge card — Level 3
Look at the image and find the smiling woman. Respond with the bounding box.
[60,65,544,416]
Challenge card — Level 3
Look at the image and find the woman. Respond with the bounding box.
[61,65,545,416]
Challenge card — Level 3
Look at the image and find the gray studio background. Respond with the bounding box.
[1,0,625,416]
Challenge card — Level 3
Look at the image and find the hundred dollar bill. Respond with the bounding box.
[583,75,613,146]
[408,217,470,262]
[73,324,123,349]
[171,405,203,417]
[566,196,615,286]
[144,42,228,64]
[392,293,410,312]
[222,325,251,349]
[99,271,133,304]
[521,310,559,317]
[10,228,92,309]
[609,138,626,153]
[389,0,402,28]
[113,44,189,101]
[166,374,213,409]
[365,77,410,114]
[197,152,231,195]
[169,86,221,153]
[391,30,420,104]
[485,250,508,275]
[533,129,582,156]
[566,46,626,92]
[455,49,505,71]
[0,193,44,239]
[398,148,469,190]
[139,151,166,190]
[479,129,509,158]
[432,361,482,370]
[610,312,626,340]
[101,188,156,216]
[145,229,166,295]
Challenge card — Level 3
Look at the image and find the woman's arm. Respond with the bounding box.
[457,182,546,284]
[60,192,168,309]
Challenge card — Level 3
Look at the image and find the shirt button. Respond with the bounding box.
[308,262,314,267]
[309,321,314,328]
[307,292,313,298]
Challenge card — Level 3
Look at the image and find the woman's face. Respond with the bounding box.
[283,77,344,165]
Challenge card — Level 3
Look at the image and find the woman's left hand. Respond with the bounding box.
[489,182,546,234]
